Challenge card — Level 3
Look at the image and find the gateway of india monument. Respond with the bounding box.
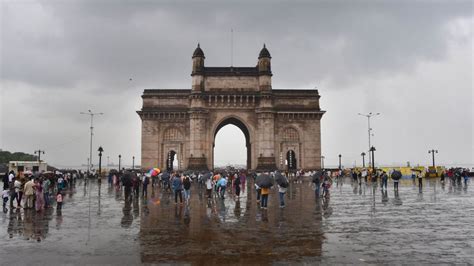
[138,44,325,171]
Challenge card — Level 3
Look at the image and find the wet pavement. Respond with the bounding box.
[1,178,473,265]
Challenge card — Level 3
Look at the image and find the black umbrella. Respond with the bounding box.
[312,171,323,182]
[256,173,273,188]
[274,172,288,187]
[161,171,170,181]
[391,170,402,180]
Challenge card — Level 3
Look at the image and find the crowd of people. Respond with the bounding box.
[2,170,75,213]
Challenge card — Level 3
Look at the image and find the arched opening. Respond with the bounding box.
[166,150,179,171]
[286,150,297,171]
[213,117,251,169]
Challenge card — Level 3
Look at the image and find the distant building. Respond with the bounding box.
[8,161,48,173]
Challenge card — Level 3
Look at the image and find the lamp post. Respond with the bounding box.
[338,154,342,170]
[118,154,121,173]
[358,112,380,165]
[34,149,45,162]
[321,155,325,170]
[370,146,376,173]
[80,110,104,174]
[98,146,103,178]
[361,152,366,168]
[428,149,438,167]
[132,156,135,170]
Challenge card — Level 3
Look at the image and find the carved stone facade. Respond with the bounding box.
[138,44,325,171]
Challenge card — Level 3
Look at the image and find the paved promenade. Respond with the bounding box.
[1,178,473,264]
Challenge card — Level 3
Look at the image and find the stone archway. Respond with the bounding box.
[138,44,325,171]
[212,116,252,170]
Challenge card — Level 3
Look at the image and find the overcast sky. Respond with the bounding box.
[1,0,472,169]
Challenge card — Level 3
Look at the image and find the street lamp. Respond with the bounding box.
[338,154,342,170]
[369,146,376,173]
[321,155,325,170]
[361,152,366,168]
[98,146,104,178]
[34,150,45,162]
[428,149,438,167]
[358,112,380,165]
[132,156,135,170]
[80,110,104,174]
[118,154,122,173]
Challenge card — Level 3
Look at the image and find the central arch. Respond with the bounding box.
[213,117,251,170]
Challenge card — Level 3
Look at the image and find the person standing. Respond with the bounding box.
[24,178,35,209]
[34,179,44,212]
[234,174,241,198]
[183,176,191,204]
[42,177,51,208]
[56,192,63,211]
[14,177,22,208]
[172,173,183,204]
[418,172,423,191]
[8,171,16,209]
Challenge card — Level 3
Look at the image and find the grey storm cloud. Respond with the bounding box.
[0,0,472,168]
[2,1,470,90]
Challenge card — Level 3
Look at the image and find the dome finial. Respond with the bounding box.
[258,44,271,59]
[193,43,205,58]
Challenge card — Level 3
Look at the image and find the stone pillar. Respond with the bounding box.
[187,110,208,170]
[255,109,277,171]
[141,119,159,170]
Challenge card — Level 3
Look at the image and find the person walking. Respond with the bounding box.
[312,171,321,198]
[142,174,149,197]
[205,177,213,199]
[217,175,227,199]
[260,186,269,209]
[2,188,9,213]
[183,176,191,204]
[381,171,388,190]
[172,173,183,204]
[255,183,261,203]
[278,176,288,208]
[24,178,35,209]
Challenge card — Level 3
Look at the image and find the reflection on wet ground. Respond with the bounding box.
[1,178,473,264]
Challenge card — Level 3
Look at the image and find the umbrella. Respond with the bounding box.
[312,171,323,182]
[149,168,160,177]
[256,173,273,188]
[161,171,171,181]
[391,170,402,180]
[274,172,288,187]
[42,171,55,177]
[202,172,212,181]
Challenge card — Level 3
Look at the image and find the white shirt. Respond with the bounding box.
[8,173,14,183]
[205,179,212,190]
